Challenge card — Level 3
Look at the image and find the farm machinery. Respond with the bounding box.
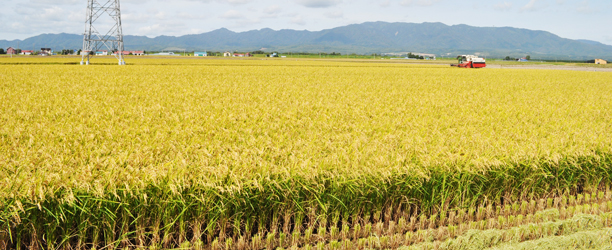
[451,55,486,68]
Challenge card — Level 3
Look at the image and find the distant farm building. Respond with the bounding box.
[595,59,607,65]
[233,53,252,57]
[382,52,436,60]
[6,47,16,54]
[194,52,207,57]
[412,53,436,60]
[154,52,179,56]
[21,50,34,55]
[40,48,52,55]
[113,51,145,56]
[96,50,108,56]
[223,51,232,57]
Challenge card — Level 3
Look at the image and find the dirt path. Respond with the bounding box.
[486,64,612,72]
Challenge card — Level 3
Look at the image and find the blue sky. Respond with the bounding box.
[1,0,611,45]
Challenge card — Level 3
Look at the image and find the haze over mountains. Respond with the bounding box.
[2,22,611,60]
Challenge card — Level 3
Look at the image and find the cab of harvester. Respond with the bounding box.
[451,55,486,68]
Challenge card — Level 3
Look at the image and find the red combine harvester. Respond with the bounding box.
[451,55,486,68]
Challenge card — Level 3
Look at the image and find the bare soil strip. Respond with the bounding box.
[485,64,612,72]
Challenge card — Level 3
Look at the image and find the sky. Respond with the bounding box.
[1,0,611,45]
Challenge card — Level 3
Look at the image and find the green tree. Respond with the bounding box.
[0,48,5,54]
[526,55,531,60]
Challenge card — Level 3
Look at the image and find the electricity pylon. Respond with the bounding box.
[81,0,126,65]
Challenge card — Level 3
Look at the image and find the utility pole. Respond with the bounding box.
[81,0,125,65]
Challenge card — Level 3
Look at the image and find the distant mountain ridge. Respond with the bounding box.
[1,22,611,60]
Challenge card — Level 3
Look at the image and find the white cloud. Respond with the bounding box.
[41,6,67,21]
[494,2,512,11]
[576,0,594,14]
[379,1,390,7]
[176,12,208,20]
[400,0,441,7]
[520,0,542,12]
[295,0,341,8]
[235,18,262,26]
[185,0,251,4]
[29,0,81,5]
[264,5,281,15]
[154,11,168,19]
[291,15,305,25]
[138,21,187,36]
[225,0,251,5]
[122,13,153,23]
[324,10,343,19]
[221,10,243,19]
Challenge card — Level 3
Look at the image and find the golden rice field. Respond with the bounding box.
[1,56,612,249]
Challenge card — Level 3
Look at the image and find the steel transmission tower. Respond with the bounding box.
[81,0,126,65]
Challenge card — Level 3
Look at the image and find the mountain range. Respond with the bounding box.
[1,22,611,60]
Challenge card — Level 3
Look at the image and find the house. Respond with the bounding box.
[6,47,16,55]
[595,59,608,65]
[96,50,108,56]
[112,51,131,55]
[39,48,52,56]
[132,51,145,56]
[223,51,232,57]
[21,50,34,55]
[194,52,207,57]
[232,52,253,57]
[517,58,529,62]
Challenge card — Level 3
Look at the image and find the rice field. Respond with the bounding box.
[1,57,611,249]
